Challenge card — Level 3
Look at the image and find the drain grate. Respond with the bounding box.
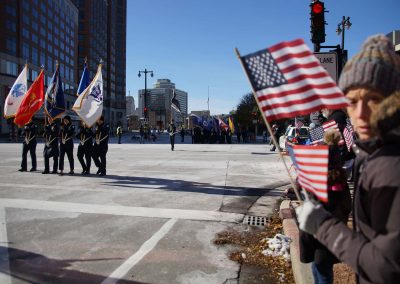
[243,215,269,227]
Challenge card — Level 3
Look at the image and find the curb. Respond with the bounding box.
[279,200,313,284]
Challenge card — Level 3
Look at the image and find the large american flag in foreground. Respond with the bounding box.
[288,145,329,203]
[240,39,348,122]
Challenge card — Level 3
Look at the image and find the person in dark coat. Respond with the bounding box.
[296,34,400,284]
[299,129,351,283]
[168,121,177,151]
[19,121,37,172]
[42,117,59,174]
[58,115,75,176]
[76,121,93,175]
[92,116,109,176]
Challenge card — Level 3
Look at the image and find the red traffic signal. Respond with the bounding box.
[311,2,323,14]
[310,1,326,44]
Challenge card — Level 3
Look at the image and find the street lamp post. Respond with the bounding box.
[336,16,352,51]
[336,16,352,68]
[138,69,154,120]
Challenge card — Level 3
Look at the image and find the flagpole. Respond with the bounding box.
[235,48,302,201]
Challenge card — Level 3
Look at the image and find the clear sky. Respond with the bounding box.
[126,0,399,115]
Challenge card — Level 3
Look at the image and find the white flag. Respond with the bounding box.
[4,65,28,118]
[73,64,103,127]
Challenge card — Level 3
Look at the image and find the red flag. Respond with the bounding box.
[14,70,44,127]
[287,144,329,203]
[240,39,348,122]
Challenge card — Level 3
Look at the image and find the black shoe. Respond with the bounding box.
[85,171,90,175]
[42,170,49,174]
[18,168,27,172]
[96,169,101,175]
[51,171,57,174]
[68,171,74,175]
[58,172,64,176]
[29,168,37,172]
[81,170,86,175]
[99,171,106,176]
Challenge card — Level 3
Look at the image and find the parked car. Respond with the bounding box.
[279,126,309,150]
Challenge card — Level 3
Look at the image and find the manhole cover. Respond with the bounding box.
[243,215,268,227]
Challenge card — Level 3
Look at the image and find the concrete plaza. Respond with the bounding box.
[0,139,290,284]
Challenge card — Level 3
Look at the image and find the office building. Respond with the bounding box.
[138,79,188,129]
[0,0,79,135]
[71,0,127,130]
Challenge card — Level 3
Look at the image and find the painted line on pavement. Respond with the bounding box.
[0,207,11,284]
[101,218,177,284]
[0,198,244,223]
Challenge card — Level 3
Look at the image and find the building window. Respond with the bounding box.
[31,33,38,44]
[6,37,17,56]
[6,20,17,32]
[22,43,29,60]
[47,56,53,72]
[47,43,53,53]
[30,69,38,81]
[31,21,38,31]
[22,28,29,38]
[5,5,16,17]
[4,61,18,76]
[32,48,38,65]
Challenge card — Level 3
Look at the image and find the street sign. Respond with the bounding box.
[314,52,338,82]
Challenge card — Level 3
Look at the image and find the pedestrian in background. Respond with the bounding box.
[116,122,122,144]
[58,115,75,176]
[92,116,109,176]
[296,34,400,284]
[168,121,176,151]
[180,127,185,142]
[77,121,93,175]
[42,117,59,174]
[19,120,37,172]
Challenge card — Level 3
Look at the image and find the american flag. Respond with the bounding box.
[218,117,228,131]
[240,39,348,122]
[343,119,355,151]
[310,120,344,145]
[287,144,329,203]
[295,119,304,129]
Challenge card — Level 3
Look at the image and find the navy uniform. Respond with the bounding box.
[59,116,75,175]
[19,122,37,172]
[77,124,93,175]
[43,121,59,174]
[92,118,109,176]
[168,122,176,151]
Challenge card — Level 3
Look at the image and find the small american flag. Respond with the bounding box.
[218,117,228,131]
[343,119,355,151]
[295,120,304,129]
[240,39,348,122]
[310,120,344,145]
[287,144,329,203]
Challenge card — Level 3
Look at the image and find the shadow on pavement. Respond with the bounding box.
[0,246,148,284]
[101,174,286,198]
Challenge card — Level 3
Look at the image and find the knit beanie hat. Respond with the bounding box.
[339,34,400,97]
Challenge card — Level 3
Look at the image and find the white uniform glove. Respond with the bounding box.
[295,200,332,235]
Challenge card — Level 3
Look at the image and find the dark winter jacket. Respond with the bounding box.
[315,93,400,284]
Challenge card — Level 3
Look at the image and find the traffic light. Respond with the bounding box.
[310,1,326,44]
[144,107,148,118]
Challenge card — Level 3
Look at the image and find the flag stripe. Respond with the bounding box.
[268,38,307,53]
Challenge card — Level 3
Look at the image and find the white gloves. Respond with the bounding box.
[295,200,332,235]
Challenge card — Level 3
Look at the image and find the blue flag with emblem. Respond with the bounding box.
[45,63,66,119]
[77,61,90,96]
